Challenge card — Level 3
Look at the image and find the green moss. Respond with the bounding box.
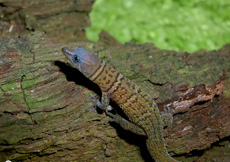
[98,51,106,59]
[0,123,34,144]
[11,93,25,101]
[17,67,36,78]
[21,75,44,89]
[26,91,66,111]
[87,0,230,52]
[223,80,230,98]
[1,81,18,92]
[0,88,3,99]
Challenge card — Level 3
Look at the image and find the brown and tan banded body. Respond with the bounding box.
[62,47,178,162]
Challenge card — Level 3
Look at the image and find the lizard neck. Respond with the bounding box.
[89,60,120,94]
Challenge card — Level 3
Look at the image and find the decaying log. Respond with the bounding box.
[0,0,94,42]
[0,32,230,161]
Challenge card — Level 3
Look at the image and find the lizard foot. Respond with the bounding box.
[161,107,174,127]
[104,107,116,124]
[161,106,175,115]
[86,94,100,112]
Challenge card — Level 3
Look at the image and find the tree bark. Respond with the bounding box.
[0,31,230,162]
[1,0,230,161]
[0,0,94,42]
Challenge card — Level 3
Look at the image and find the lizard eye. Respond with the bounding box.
[73,55,80,63]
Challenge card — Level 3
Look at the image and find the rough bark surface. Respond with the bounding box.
[0,32,230,162]
[1,0,230,162]
[0,0,94,42]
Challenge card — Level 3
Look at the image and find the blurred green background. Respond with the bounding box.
[86,0,230,52]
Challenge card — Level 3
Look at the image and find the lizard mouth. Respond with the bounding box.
[62,47,74,56]
[62,47,75,63]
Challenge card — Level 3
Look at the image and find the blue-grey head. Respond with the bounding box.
[62,47,101,78]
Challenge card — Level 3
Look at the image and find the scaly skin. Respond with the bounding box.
[62,47,178,162]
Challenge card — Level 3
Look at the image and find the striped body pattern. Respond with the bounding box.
[89,59,158,126]
[62,47,178,162]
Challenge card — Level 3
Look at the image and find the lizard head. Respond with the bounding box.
[62,47,101,78]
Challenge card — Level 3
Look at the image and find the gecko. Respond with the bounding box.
[62,47,178,162]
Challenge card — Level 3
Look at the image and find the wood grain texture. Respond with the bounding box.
[0,0,94,42]
[0,32,230,161]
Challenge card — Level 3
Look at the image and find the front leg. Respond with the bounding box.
[87,92,112,112]
[97,92,111,111]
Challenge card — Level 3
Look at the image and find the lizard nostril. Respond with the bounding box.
[61,47,68,53]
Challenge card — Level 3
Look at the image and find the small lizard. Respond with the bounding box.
[62,47,178,162]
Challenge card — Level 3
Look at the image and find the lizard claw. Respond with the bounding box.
[161,107,174,127]
[86,94,98,103]
[86,94,99,112]
[103,107,116,124]
[105,109,115,118]
[161,106,175,116]
[104,118,114,125]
